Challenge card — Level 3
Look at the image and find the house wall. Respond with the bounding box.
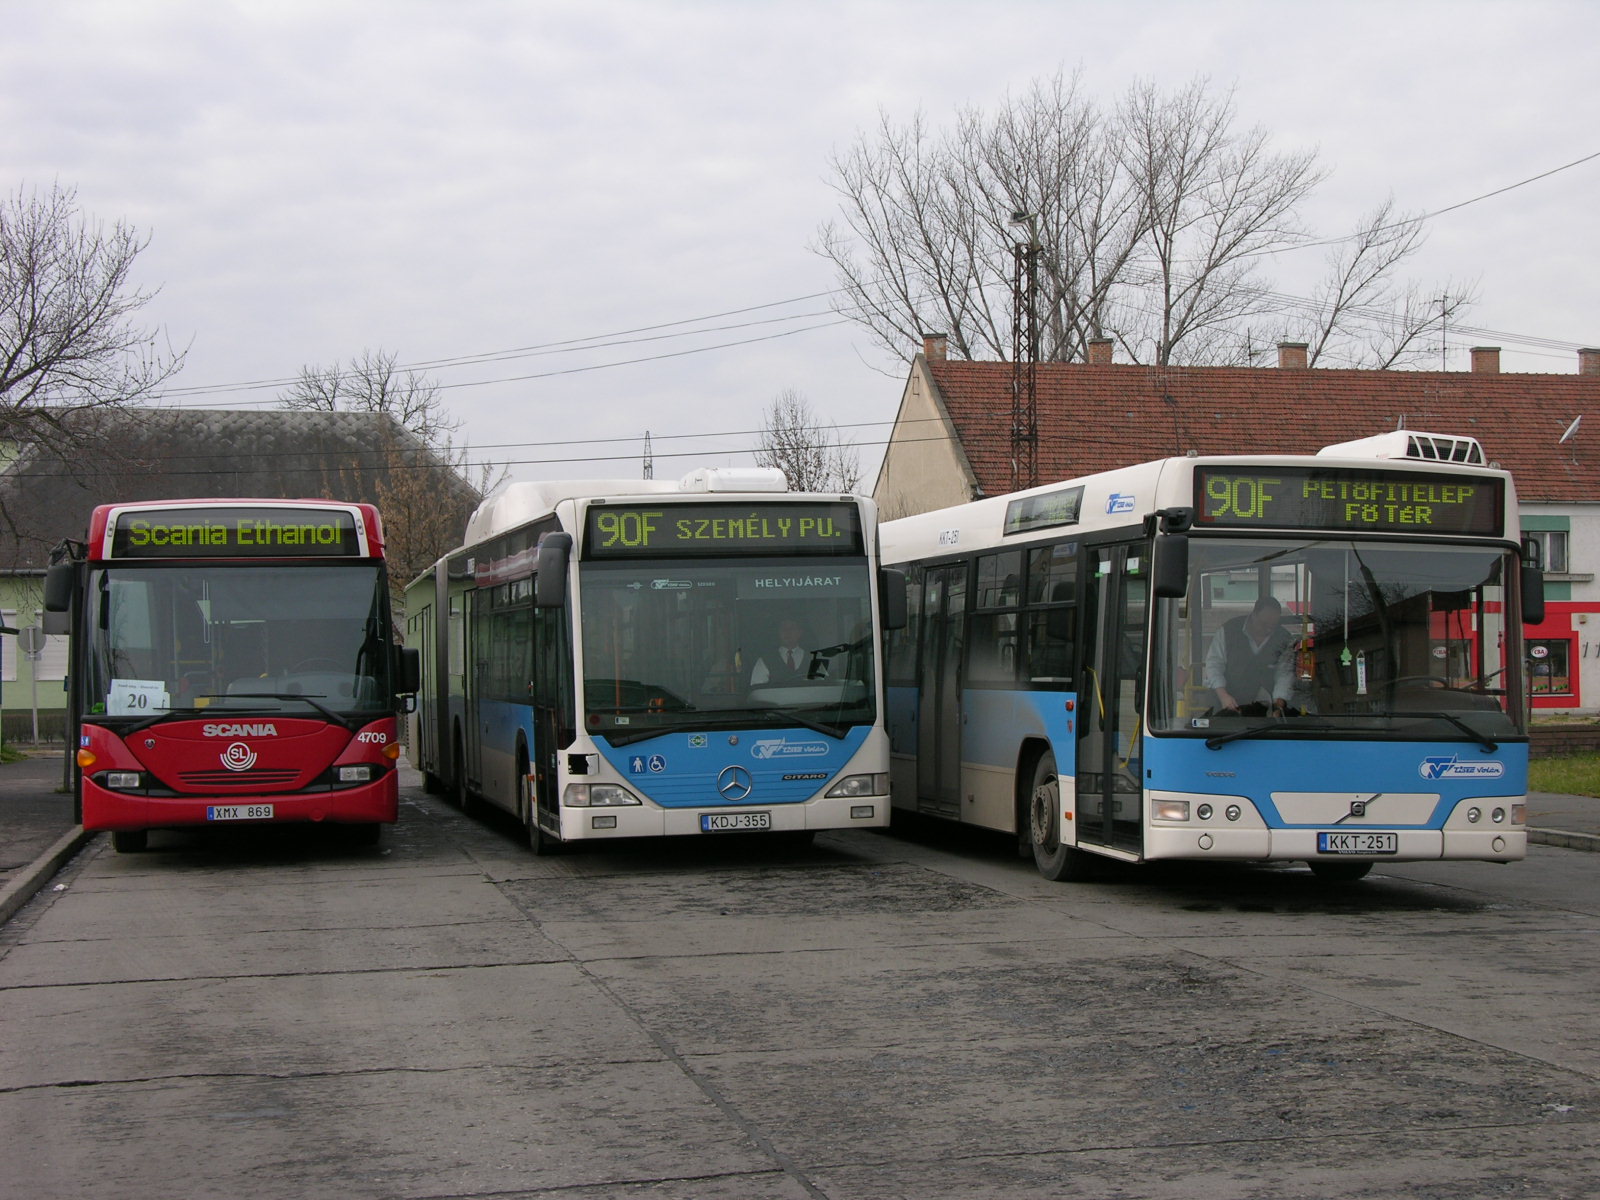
[873,360,978,519]
[0,575,70,744]
[1522,503,1600,716]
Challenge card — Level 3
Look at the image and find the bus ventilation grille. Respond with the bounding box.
[1401,434,1486,463]
[180,770,302,788]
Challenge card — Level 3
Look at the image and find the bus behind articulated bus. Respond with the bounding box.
[881,431,1545,882]
[44,500,420,852]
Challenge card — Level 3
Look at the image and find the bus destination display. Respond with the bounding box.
[586,502,862,558]
[109,506,363,558]
[1194,467,1504,537]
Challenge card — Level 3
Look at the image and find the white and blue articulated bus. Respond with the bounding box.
[880,431,1544,882]
[406,468,903,852]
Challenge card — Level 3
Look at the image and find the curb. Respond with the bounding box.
[0,827,94,926]
[1530,828,1600,854]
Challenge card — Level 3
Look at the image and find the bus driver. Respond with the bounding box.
[1204,595,1294,716]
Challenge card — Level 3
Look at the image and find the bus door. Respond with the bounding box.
[463,588,486,792]
[1076,545,1147,854]
[915,563,966,818]
[529,603,568,833]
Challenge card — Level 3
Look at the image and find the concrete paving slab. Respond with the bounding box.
[805,1125,1600,1200]
[689,1028,1600,1172]
[0,960,663,1090]
[0,1060,783,1200]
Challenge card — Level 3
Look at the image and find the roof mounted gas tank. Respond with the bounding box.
[1316,430,1486,465]
[677,467,789,493]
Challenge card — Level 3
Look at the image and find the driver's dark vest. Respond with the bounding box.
[1221,617,1290,702]
[766,648,807,681]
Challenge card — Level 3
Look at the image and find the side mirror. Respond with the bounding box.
[880,567,908,630]
[535,532,573,609]
[398,647,422,695]
[1521,563,1545,627]
[1153,533,1189,599]
[44,562,74,613]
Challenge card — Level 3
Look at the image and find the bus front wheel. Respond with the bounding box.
[111,830,148,854]
[1027,752,1096,882]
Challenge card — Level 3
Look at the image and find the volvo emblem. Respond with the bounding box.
[221,742,257,772]
[717,765,753,802]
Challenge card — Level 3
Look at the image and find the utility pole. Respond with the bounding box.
[1009,211,1040,492]
[642,430,653,480]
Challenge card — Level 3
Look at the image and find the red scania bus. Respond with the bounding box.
[43,499,420,851]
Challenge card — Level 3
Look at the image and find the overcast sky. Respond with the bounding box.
[4,0,1596,492]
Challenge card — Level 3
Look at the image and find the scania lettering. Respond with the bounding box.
[880,430,1539,884]
[405,467,903,853]
[45,499,420,852]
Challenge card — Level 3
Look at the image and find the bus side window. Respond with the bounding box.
[886,564,922,685]
[970,552,1022,684]
[1027,603,1076,682]
[1026,542,1078,684]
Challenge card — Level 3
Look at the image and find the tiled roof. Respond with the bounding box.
[928,361,1600,502]
[0,407,482,569]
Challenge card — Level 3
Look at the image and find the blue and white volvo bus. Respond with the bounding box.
[880,431,1544,881]
[406,468,900,852]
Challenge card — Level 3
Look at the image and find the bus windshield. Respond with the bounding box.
[1150,537,1524,741]
[579,557,877,741]
[86,564,393,719]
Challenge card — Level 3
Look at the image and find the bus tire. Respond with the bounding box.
[344,822,382,847]
[1309,860,1372,883]
[1026,751,1096,882]
[111,830,148,853]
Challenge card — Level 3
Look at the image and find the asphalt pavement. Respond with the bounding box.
[1,748,1596,926]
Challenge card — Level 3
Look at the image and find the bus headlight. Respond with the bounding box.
[1153,799,1190,822]
[826,773,887,799]
[564,783,642,807]
[102,772,142,791]
[337,765,375,783]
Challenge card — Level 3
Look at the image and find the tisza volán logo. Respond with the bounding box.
[1419,756,1505,780]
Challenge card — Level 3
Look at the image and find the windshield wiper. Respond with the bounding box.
[201,692,356,731]
[754,706,848,740]
[1206,720,1335,750]
[1378,710,1499,753]
[120,706,205,735]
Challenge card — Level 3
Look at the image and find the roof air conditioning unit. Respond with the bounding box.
[1316,431,1485,465]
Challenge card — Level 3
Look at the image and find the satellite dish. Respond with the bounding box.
[1559,415,1582,443]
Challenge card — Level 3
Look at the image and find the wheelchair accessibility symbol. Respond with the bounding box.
[629,754,669,774]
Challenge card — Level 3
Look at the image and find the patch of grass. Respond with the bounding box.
[1530,751,1600,797]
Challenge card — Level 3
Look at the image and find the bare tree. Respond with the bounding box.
[755,389,861,493]
[816,72,1463,369]
[282,346,504,495]
[1277,198,1478,369]
[0,183,185,446]
[281,348,459,444]
[282,350,503,601]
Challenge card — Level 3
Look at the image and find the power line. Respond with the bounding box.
[143,150,1600,408]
